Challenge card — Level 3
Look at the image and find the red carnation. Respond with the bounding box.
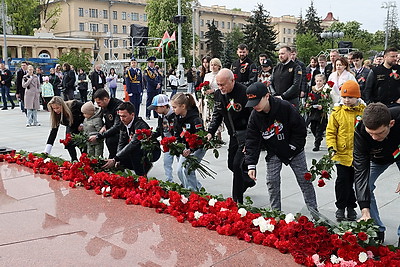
[306,73,312,81]
[308,93,316,101]
[327,81,334,87]
[317,179,325,187]
[321,170,330,178]
[203,81,210,86]
[357,232,368,241]
[304,172,312,181]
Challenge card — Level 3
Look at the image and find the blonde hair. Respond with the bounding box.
[210,58,222,70]
[171,93,196,110]
[314,74,326,82]
[47,96,73,128]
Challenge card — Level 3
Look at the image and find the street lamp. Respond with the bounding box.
[320,31,344,49]
[381,1,397,50]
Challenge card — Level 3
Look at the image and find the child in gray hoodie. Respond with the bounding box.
[81,101,104,157]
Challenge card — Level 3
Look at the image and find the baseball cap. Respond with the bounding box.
[147,94,170,110]
[245,82,270,108]
[261,59,272,67]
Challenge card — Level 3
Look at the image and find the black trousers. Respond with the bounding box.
[106,136,119,159]
[228,136,252,203]
[335,164,357,209]
[119,148,159,176]
[310,118,327,148]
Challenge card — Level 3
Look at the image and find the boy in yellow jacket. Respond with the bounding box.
[326,80,366,221]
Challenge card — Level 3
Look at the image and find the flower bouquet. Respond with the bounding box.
[59,132,89,151]
[304,149,336,187]
[160,130,222,179]
[135,128,160,163]
[301,81,334,119]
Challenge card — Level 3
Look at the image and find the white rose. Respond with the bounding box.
[194,211,203,220]
[358,252,368,263]
[285,213,295,224]
[180,195,188,204]
[162,198,171,206]
[330,255,343,264]
[44,158,51,163]
[220,207,229,212]
[208,198,217,207]
[238,208,247,218]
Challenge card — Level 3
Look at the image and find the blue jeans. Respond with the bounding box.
[1,85,14,108]
[177,148,206,191]
[369,161,400,234]
[109,87,117,98]
[163,151,176,182]
[187,82,194,93]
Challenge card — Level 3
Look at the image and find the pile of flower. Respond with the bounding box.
[1,152,400,266]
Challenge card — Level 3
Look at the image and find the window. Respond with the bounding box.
[114,53,118,59]
[89,23,98,32]
[283,28,286,34]
[227,22,230,29]
[103,10,108,19]
[123,40,128,48]
[287,37,291,43]
[79,23,84,31]
[233,22,236,28]
[113,11,117,20]
[132,12,139,21]
[143,14,147,22]
[89,8,98,18]
[200,31,204,38]
[288,29,291,34]
[104,53,109,60]
[215,21,219,27]
[113,25,118,33]
[283,37,286,43]
[113,40,118,48]
[238,23,243,29]
[104,39,109,48]
[103,24,108,33]
[221,21,225,29]
[200,19,204,27]
[207,19,210,25]
[200,43,204,50]
[293,29,296,34]
[78,8,84,17]
[122,12,126,20]
[122,25,127,34]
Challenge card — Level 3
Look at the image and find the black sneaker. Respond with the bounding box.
[346,208,357,221]
[398,237,399,248]
[312,147,320,151]
[376,231,385,243]
[335,209,345,221]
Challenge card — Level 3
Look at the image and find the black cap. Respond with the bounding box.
[261,59,272,67]
[246,82,269,108]
[147,56,156,62]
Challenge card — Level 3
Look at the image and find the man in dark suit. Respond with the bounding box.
[15,61,28,114]
[90,64,106,100]
[0,63,15,110]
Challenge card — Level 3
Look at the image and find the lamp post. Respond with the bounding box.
[1,0,7,67]
[381,1,397,50]
[320,31,344,49]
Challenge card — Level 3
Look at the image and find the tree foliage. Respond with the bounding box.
[204,20,223,59]
[243,4,278,61]
[5,0,40,35]
[304,1,323,37]
[388,26,400,50]
[58,50,92,73]
[221,27,244,68]
[39,0,61,30]
[296,11,306,35]
[145,0,193,68]
[296,32,328,63]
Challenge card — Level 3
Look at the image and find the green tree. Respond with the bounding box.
[204,20,223,58]
[221,27,244,68]
[304,1,323,37]
[243,4,278,61]
[296,11,306,35]
[40,0,62,30]
[58,50,92,73]
[145,0,192,68]
[5,0,40,35]
[388,26,400,50]
[296,32,327,63]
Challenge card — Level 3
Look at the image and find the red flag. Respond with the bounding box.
[157,31,170,52]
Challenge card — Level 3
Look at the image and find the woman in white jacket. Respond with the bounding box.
[328,57,357,104]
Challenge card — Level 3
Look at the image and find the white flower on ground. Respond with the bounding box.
[238,208,247,217]
[162,198,170,206]
[44,158,51,163]
[359,252,368,263]
[285,213,295,223]
[106,186,111,192]
[194,211,203,220]
[330,255,343,264]
[208,198,217,206]
[180,195,188,204]
[312,254,320,264]
[220,207,228,212]
[252,216,274,233]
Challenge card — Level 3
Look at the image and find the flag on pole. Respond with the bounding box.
[166,31,176,53]
[157,31,170,52]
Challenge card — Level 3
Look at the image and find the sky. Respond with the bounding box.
[199,0,392,33]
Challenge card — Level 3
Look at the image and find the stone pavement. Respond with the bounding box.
[0,88,399,265]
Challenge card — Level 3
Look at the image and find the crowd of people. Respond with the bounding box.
[2,44,399,247]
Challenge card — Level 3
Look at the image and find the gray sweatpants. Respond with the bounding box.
[265,151,317,211]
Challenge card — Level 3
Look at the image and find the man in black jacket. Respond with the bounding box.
[270,46,302,109]
[206,68,254,203]
[90,65,106,100]
[230,44,258,86]
[244,82,317,212]
[353,103,400,243]
[0,63,15,110]
[89,89,123,158]
[15,61,28,113]
[102,101,160,175]
[364,47,400,106]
